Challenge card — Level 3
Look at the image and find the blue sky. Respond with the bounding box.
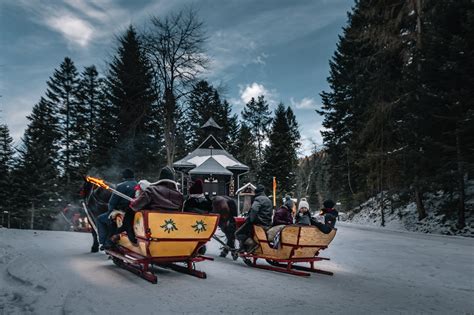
[0,0,354,156]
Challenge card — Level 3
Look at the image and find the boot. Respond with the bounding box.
[219,248,229,257]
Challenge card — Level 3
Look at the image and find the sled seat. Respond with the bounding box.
[252,225,337,260]
[116,210,219,259]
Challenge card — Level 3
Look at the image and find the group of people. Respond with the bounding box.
[95,167,338,255]
[96,167,216,251]
[236,184,338,252]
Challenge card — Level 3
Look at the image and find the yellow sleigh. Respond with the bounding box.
[240,225,337,277]
[108,210,219,283]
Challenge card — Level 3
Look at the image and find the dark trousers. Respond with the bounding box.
[97,211,117,245]
[116,209,137,243]
[219,218,236,253]
[235,218,253,242]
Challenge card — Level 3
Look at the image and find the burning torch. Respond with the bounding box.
[85,176,133,202]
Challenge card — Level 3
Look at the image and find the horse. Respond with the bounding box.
[80,180,112,252]
[211,195,238,257]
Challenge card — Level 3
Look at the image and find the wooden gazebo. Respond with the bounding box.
[173,118,249,197]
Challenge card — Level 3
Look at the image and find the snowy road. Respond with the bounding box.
[0,224,473,314]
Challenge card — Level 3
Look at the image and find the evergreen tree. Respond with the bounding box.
[261,103,300,198]
[318,2,373,205]
[0,123,14,225]
[106,25,158,174]
[77,65,103,171]
[13,98,61,229]
[185,80,239,153]
[421,0,474,228]
[235,123,258,183]
[45,57,81,187]
[241,95,272,179]
[90,79,119,171]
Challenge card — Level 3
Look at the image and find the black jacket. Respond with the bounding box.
[249,192,273,227]
[183,194,212,214]
[295,211,311,225]
[108,179,137,212]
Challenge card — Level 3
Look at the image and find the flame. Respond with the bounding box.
[86,176,110,190]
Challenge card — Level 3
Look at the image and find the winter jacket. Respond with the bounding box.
[272,205,293,226]
[130,179,183,212]
[248,192,273,227]
[295,211,311,225]
[108,179,137,212]
[321,208,338,228]
[183,194,212,214]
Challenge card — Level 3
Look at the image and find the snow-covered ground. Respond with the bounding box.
[343,183,474,237]
[0,225,473,314]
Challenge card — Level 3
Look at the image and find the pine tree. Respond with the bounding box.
[45,57,81,187]
[235,123,258,183]
[0,123,14,225]
[421,0,474,228]
[261,103,300,198]
[90,78,119,171]
[77,65,103,171]
[185,80,240,153]
[106,25,157,174]
[318,2,373,204]
[13,98,61,229]
[241,95,272,179]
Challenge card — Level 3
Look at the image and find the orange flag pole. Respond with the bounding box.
[272,176,277,208]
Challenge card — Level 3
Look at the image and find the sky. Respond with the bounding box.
[0,0,354,156]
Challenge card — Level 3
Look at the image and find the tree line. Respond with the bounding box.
[0,9,301,229]
[316,0,473,228]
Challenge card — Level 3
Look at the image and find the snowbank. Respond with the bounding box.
[343,181,474,237]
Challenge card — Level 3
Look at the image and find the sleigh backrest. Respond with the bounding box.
[119,210,219,259]
[253,225,337,260]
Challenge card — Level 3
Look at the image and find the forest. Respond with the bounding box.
[0,0,473,232]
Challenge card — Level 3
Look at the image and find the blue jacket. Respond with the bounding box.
[108,179,137,212]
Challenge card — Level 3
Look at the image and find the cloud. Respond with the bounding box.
[252,52,268,66]
[46,14,94,47]
[290,97,319,110]
[234,82,278,107]
[11,0,128,48]
[299,126,327,156]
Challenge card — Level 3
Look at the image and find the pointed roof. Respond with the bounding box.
[201,117,222,130]
[174,147,249,171]
[189,157,233,175]
[236,183,256,195]
[198,134,225,150]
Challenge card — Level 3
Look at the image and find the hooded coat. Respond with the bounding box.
[130,179,183,212]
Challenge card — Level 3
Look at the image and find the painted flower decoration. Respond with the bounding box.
[160,219,178,233]
[192,220,207,233]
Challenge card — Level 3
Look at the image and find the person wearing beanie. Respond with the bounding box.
[295,198,311,225]
[158,166,175,181]
[97,169,137,250]
[122,168,135,180]
[321,199,338,228]
[235,183,273,252]
[272,198,294,226]
[130,166,183,212]
[183,179,212,214]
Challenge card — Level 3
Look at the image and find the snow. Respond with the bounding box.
[343,184,474,237]
[1,226,473,314]
[187,154,243,168]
